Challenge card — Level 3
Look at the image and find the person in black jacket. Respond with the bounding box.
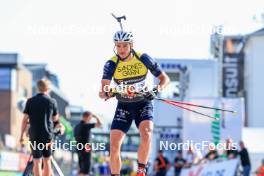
[239,141,251,176]
[225,138,238,159]
[174,151,186,176]
[154,150,170,176]
[74,111,102,176]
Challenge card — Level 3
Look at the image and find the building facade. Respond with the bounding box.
[0,54,32,141]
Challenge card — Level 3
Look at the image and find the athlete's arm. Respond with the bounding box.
[20,114,29,143]
[99,60,116,99]
[92,114,102,128]
[99,79,111,99]
[140,53,170,91]
[20,99,30,143]
[156,71,170,92]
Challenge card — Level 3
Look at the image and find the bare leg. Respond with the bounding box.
[138,120,154,164]
[110,129,126,174]
[43,157,53,176]
[33,158,42,176]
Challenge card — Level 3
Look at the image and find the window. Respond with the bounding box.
[0,68,11,90]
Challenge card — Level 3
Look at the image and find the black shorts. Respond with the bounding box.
[30,140,52,159]
[78,150,91,174]
[111,100,153,133]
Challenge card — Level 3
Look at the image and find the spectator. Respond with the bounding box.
[185,146,202,167]
[74,111,102,176]
[20,79,65,176]
[238,141,251,176]
[204,143,219,161]
[174,151,186,176]
[154,150,170,176]
[121,157,133,176]
[99,161,109,176]
[225,138,238,159]
[256,159,264,176]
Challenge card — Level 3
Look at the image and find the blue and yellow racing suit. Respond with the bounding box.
[102,50,162,133]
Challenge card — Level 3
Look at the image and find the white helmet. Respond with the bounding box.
[113,31,133,43]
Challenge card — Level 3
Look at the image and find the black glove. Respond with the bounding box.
[143,87,159,100]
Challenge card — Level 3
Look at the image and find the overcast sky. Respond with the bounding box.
[0,0,263,120]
